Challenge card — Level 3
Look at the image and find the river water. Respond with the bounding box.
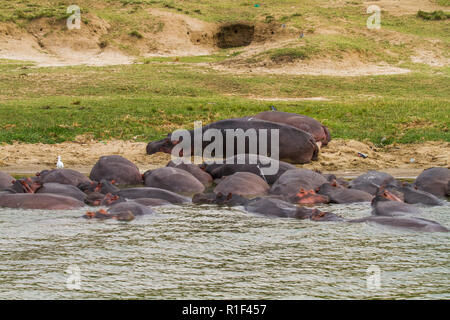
[0,202,449,299]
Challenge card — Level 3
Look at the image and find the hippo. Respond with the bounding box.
[214,172,270,198]
[36,169,91,187]
[192,192,249,206]
[146,118,319,164]
[269,169,328,202]
[114,187,191,204]
[83,201,154,221]
[108,201,154,216]
[251,111,331,147]
[77,179,120,195]
[201,154,296,185]
[244,197,342,221]
[414,167,450,198]
[322,174,349,188]
[386,184,443,206]
[0,193,84,210]
[143,167,205,196]
[317,183,373,204]
[370,189,423,217]
[89,155,142,186]
[349,171,399,195]
[84,192,123,206]
[133,198,172,207]
[349,216,448,232]
[35,183,87,202]
[83,209,135,221]
[347,188,448,232]
[166,161,213,187]
[0,171,14,190]
[6,178,41,194]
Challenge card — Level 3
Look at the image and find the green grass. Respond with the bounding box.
[0,60,448,145]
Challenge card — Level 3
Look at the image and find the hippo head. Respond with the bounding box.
[372,187,403,206]
[146,136,183,155]
[292,188,329,204]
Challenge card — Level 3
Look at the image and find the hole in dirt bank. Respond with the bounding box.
[215,23,254,48]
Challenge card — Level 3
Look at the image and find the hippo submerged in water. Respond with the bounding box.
[348,188,448,232]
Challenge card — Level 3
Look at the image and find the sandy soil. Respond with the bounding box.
[1,137,448,179]
[363,0,448,16]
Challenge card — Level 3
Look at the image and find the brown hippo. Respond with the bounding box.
[0,171,14,190]
[349,171,399,195]
[370,189,423,217]
[89,155,142,186]
[192,192,249,206]
[0,193,84,210]
[146,118,319,164]
[78,179,120,195]
[114,187,191,204]
[143,167,205,196]
[251,111,331,147]
[84,201,154,221]
[84,209,135,221]
[133,198,172,207]
[35,183,87,202]
[214,172,270,198]
[414,167,450,198]
[244,197,342,221]
[84,192,124,206]
[201,154,296,185]
[347,188,448,232]
[317,183,373,204]
[36,169,91,187]
[166,161,213,187]
[349,215,448,232]
[269,169,328,202]
[386,183,443,206]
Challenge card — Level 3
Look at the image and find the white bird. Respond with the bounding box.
[56,156,64,169]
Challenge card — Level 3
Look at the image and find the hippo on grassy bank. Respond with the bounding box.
[251,111,331,147]
[89,155,142,186]
[143,167,205,196]
[414,167,450,198]
[0,193,84,210]
[146,118,319,164]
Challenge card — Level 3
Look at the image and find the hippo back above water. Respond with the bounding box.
[90,155,142,186]
[414,167,450,198]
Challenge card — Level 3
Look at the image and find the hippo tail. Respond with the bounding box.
[322,125,331,146]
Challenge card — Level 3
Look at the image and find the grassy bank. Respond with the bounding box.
[0,59,449,145]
